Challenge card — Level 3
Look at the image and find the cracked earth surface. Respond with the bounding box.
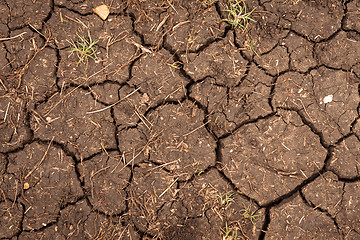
[1,0,360,239]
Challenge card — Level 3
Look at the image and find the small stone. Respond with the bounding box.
[323,95,333,104]
[93,5,109,21]
[140,93,150,104]
[23,182,30,190]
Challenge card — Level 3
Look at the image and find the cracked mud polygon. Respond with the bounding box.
[1,0,360,239]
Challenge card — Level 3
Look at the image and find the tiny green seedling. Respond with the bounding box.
[170,61,183,69]
[217,191,235,208]
[239,202,262,225]
[68,31,99,65]
[223,0,256,32]
[222,222,238,240]
[246,38,259,56]
[59,12,68,23]
[187,32,197,44]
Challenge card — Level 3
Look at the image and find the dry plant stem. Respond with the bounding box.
[167,0,178,14]
[44,64,110,116]
[64,15,87,28]
[118,224,130,239]
[29,24,46,39]
[12,180,18,208]
[0,78,8,91]
[16,32,50,89]
[100,142,111,158]
[110,153,125,173]
[25,136,55,179]
[117,132,163,173]
[126,38,152,53]
[172,21,190,31]
[118,145,146,172]
[0,32,27,41]
[130,102,153,129]
[1,59,15,71]
[158,177,179,198]
[90,166,110,199]
[20,170,31,206]
[45,50,139,116]
[106,32,128,58]
[298,98,314,122]
[149,159,179,171]
[134,107,151,130]
[0,188,7,205]
[3,102,10,122]
[156,15,169,31]
[183,120,211,137]
[157,28,171,50]
[107,51,145,76]
[86,87,140,114]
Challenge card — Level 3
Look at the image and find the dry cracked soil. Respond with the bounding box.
[1,0,360,239]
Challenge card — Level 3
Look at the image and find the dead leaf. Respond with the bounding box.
[93,5,109,21]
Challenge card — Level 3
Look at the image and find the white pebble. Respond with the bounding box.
[323,95,333,104]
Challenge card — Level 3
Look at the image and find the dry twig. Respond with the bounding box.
[0,32,27,41]
[25,136,55,179]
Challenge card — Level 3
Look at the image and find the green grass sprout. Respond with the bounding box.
[223,0,256,32]
[217,191,235,208]
[222,222,238,240]
[68,30,99,65]
[239,202,262,225]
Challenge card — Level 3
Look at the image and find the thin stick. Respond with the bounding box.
[172,21,190,31]
[25,136,55,179]
[64,15,87,28]
[156,27,172,50]
[20,170,31,206]
[298,98,314,122]
[90,166,110,198]
[0,187,7,205]
[126,39,152,54]
[86,88,140,114]
[3,102,10,122]
[1,59,15,71]
[29,24,46,39]
[167,0,178,14]
[12,180,18,208]
[0,32,27,41]
[44,65,110,116]
[16,36,49,89]
[149,159,179,171]
[117,146,145,172]
[106,31,128,58]
[134,108,150,130]
[110,51,145,76]
[0,78,8,91]
[183,120,210,137]
[117,132,163,173]
[156,15,169,31]
[111,153,125,173]
[159,177,178,198]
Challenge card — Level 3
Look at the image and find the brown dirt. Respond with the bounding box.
[1,0,360,239]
